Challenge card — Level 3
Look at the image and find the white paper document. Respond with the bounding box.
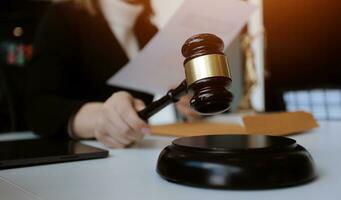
[107,0,256,94]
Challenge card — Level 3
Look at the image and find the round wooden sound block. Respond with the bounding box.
[157,135,316,189]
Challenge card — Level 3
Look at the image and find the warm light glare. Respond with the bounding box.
[13,26,24,37]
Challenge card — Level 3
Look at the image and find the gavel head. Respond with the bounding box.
[182,33,233,115]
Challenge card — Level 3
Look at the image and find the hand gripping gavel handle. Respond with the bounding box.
[137,80,187,121]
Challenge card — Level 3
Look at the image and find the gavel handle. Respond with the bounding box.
[138,80,187,120]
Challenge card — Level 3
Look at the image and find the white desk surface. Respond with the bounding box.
[0,120,340,200]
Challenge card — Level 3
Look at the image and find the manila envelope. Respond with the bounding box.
[151,111,319,137]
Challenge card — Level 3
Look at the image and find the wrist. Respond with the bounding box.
[68,112,81,140]
[72,102,103,139]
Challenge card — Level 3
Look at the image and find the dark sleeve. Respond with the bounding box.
[26,3,85,138]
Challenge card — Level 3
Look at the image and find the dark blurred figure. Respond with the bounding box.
[0,0,50,132]
[26,0,197,148]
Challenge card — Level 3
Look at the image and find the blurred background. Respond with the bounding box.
[0,0,340,134]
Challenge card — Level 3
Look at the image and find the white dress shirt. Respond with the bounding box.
[99,0,143,59]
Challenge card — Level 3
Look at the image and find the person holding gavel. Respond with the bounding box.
[27,0,198,148]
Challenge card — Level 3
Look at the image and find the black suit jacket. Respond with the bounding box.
[27,1,154,138]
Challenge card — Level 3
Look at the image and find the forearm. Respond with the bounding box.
[71,102,103,139]
[26,94,86,138]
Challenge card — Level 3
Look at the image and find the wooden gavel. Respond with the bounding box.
[138,33,233,120]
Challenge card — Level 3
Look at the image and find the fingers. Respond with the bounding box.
[133,99,151,135]
[176,95,200,120]
[113,95,149,134]
[179,95,191,104]
[94,113,130,148]
[176,103,199,120]
[104,102,133,138]
[95,91,149,148]
[133,99,145,111]
[95,131,125,148]
[176,95,191,110]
